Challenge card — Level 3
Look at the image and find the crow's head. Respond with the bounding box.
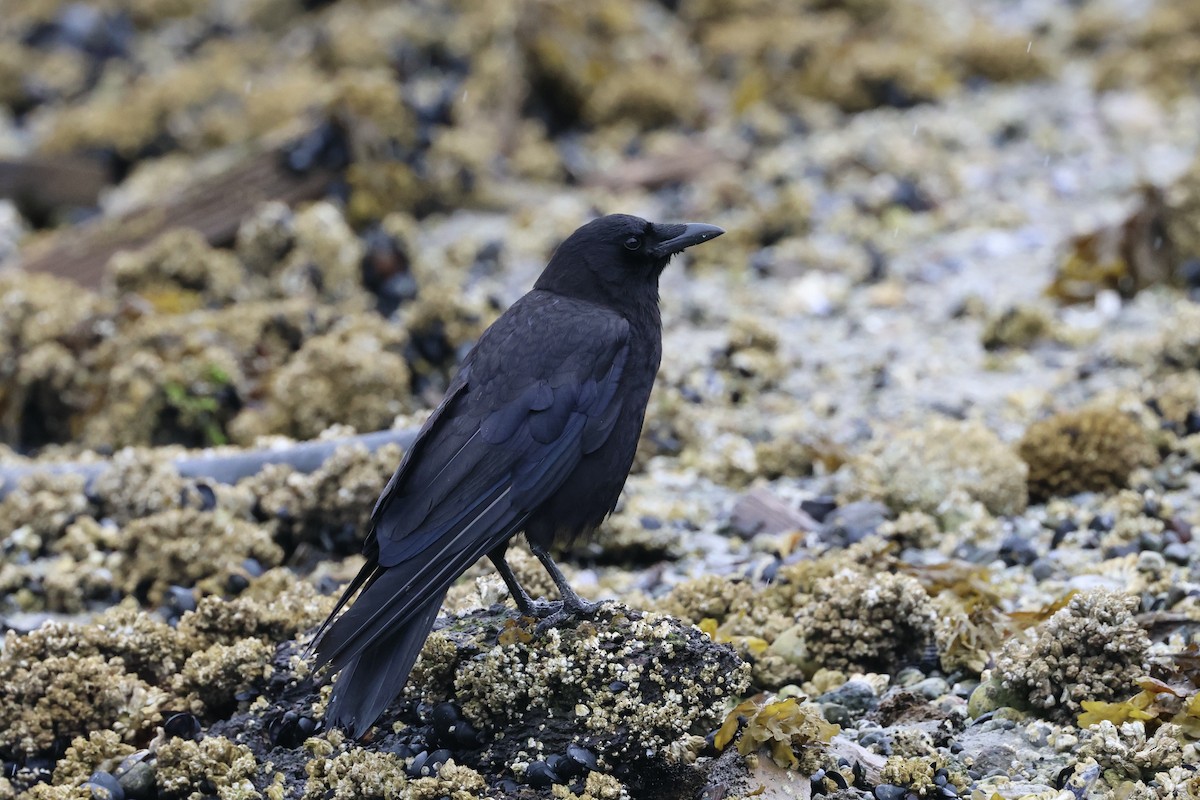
[536,214,724,310]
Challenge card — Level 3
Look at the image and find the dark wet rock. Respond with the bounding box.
[163,712,201,741]
[818,501,890,547]
[82,770,125,800]
[817,680,881,718]
[565,743,598,772]
[114,754,155,800]
[801,496,839,523]
[267,710,317,748]
[1164,542,1192,564]
[998,532,1039,566]
[859,729,893,755]
[910,677,951,701]
[524,760,559,787]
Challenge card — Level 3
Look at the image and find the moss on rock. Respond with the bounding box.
[1018,405,1157,502]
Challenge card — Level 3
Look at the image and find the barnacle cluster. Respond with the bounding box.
[440,606,750,761]
[991,591,1151,723]
[843,417,1029,517]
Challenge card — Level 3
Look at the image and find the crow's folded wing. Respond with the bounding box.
[312,297,630,671]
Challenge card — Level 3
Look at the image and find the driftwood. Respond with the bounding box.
[14,142,334,289]
[0,427,418,500]
[730,486,819,537]
[0,156,111,209]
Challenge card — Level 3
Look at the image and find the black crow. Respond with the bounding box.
[310,213,724,736]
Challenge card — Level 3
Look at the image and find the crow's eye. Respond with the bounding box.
[624,236,642,251]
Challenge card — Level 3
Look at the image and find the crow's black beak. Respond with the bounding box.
[652,223,725,257]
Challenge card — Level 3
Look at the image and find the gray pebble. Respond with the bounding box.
[1164,542,1191,565]
[911,677,949,700]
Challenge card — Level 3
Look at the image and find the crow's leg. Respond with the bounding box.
[528,543,601,618]
[488,547,558,618]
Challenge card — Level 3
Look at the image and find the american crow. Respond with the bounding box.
[311,214,724,736]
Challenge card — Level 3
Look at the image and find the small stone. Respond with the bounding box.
[1164,542,1192,564]
[82,772,124,800]
[819,501,889,546]
[566,744,597,772]
[874,786,908,800]
[1030,557,1057,581]
[115,754,155,800]
[525,760,559,787]
[998,533,1038,566]
[910,677,950,700]
[859,729,892,755]
[971,743,1018,776]
[816,680,880,716]
[1136,551,1167,573]
[163,712,201,741]
[423,749,451,776]
[800,497,838,522]
[819,703,852,727]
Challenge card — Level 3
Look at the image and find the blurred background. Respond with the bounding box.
[0,0,1196,456]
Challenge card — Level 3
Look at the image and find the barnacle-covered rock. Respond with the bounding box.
[0,271,113,447]
[229,314,410,441]
[0,471,89,544]
[792,571,937,674]
[176,569,335,649]
[714,316,785,398]
[1148,370,1200,432]
[241,443,401,553]
[235,200,296,277]
[404,761,487,800]
[877,510,941,550]
[80,323,245,449]
[992,591,1150,723]
[0,603,187,693]
[1077,720,1184,784]
[843,417,1028,516]
[173,637,274,716]
[301,747,407,800]
[49,730,136,786]
[0,650,167,756]
[656,574,760,624]
[105,228,246,311]
[515,3,701,131]
[155,736,260,800]
[276,201,367,302]
[408,604,749,778]
[88,448,191,523]
[116,508,283,605]
[1017,405,1158,502]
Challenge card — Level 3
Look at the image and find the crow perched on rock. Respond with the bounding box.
[311,214,724,736]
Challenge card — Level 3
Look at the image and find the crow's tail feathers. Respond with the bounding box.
[321,591,446,739]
